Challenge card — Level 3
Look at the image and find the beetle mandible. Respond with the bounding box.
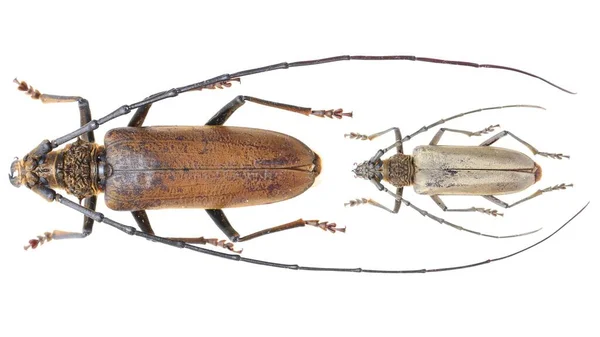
[8,54,585,273]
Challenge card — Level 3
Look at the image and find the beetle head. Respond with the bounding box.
[9,157,24,188]
[352,160,383,181]
[9,153,55,189]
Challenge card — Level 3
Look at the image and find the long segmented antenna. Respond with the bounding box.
[53,194,588,273]
[400,104,545,145]
[23,55,572,156]
[396,196,537,239]
[344,105,545,150]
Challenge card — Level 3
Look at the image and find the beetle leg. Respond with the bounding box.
[430,195,502,216]
[171,237,242,253]
[127,101,154,128]
[345,127,404,154]
[361,107,539,158]
[429,125,500,145]
[127,81,240,127]
[206,209,344,243]
[345,187,403,213]
[24,195,97,250]
[205,95,350,125]
[205,209,240,239]
[42,68,552,150]
[131,210,154,234]
[371,198,398,213]
[239,220,345,241]
[49,191,590,273]
[483,183,573,209]
[370,184,541,238]
[480,131,570,159]
[129,210,240,252]
[398,198,539,239]
[400,105,544,144]
[14,79,95,142]
[345,197,400,214]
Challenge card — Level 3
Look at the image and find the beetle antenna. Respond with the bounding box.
[134,202,588,273]
[400,104,545,145]
[55,193,587,273]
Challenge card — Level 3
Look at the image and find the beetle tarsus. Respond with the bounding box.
[430,124,502,145]
[542,183,573,192]
[181,237,242,254]
[305,220,346,233]
[311,108,352,119]
[194,78,241,91]
[344,132,369,140]
[14,78,42,100]
[23,232,53,250]
[474,124,500,136]
[210,239,243,254]
[344,198,369,207]
[537,152,570,160]
[483,183,573,210]
[473,208,503,217]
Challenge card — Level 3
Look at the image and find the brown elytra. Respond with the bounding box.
[104,126,320,211]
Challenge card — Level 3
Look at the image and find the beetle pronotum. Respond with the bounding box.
[8,54,587,273]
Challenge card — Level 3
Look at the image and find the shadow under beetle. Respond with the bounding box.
[8,54,588,273]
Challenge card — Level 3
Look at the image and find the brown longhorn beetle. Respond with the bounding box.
[9,55,588,273]
[345,105,575,238]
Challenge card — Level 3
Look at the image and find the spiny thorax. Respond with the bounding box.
[383,153,415,187]
[28,139,104,199]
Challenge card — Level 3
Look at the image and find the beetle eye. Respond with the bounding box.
[9,158,22,188]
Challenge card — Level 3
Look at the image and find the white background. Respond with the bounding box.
[1,1,598,336]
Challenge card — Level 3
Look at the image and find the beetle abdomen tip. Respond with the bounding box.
[534,162,542,183]
[313,153,322,176]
